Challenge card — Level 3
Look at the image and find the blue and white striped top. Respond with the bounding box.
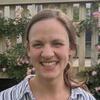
[0,75,96,100]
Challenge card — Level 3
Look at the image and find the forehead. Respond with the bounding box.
[29,18,69,41]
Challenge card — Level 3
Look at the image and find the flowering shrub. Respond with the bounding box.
[0,43,31,82]
[0,16,32,82]
[80,63,100,99]
[0,17,29,38]
[77,9,100,37]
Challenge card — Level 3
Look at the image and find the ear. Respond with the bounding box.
[69,48,75,58]
[26,42,30,57]
[27,49,30,58]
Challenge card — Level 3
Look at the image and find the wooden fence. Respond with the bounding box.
[0,0,100,70]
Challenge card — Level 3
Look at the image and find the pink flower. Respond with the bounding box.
[25,60,29,64]
[96,45,100,52]
[2,68,6,72]
[26,67,32,75]
[92,11,100,18]
[21,59,25,64]
[17,62,21,66]
[26,67,35,75]
[91,70,97,76]
[95,87,100,93]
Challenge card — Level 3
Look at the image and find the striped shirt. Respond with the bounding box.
[0,75,96,100]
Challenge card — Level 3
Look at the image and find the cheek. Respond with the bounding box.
[59,47,70,58]
[28,48,41,61]
[56,47,70,65]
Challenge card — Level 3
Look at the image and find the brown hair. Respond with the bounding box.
[25,9,80,89]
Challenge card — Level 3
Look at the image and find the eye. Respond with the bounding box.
[52,42,64,48]
[32,43,43,48]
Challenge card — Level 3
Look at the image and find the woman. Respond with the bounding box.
[0,9,96,100]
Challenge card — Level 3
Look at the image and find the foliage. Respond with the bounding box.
[77,2,100,36]
[0,53,9,68]
[0,17,29,38]
[0,17,8,35]
[73,6,79,21]
[0,16,30,82]
[78,18,93,33]
[77,16,100,36]
[15,17,30,37]
[79,63,100,99]
[0,43,30,82]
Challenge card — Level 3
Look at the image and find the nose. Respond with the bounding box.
[41,45,54,59]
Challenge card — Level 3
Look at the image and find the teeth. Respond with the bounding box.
[41,62,56,66]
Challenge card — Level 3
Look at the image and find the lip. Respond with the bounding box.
[40,61,58,67]
[40,61,59,72]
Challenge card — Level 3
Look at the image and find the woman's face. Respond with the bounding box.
[28,18,71,80]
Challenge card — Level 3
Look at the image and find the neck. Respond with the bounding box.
[29,75,71,100]
[30,75,69,95]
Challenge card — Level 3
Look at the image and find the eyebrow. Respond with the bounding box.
[30,40,42,43]
[30,39,66,44]
[51,39,65,43]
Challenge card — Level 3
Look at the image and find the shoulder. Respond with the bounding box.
[71,87,96,100]
[0,75,33,100]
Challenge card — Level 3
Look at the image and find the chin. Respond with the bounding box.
[40,72,61,80]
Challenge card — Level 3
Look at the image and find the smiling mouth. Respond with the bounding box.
[40,61,58,67]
